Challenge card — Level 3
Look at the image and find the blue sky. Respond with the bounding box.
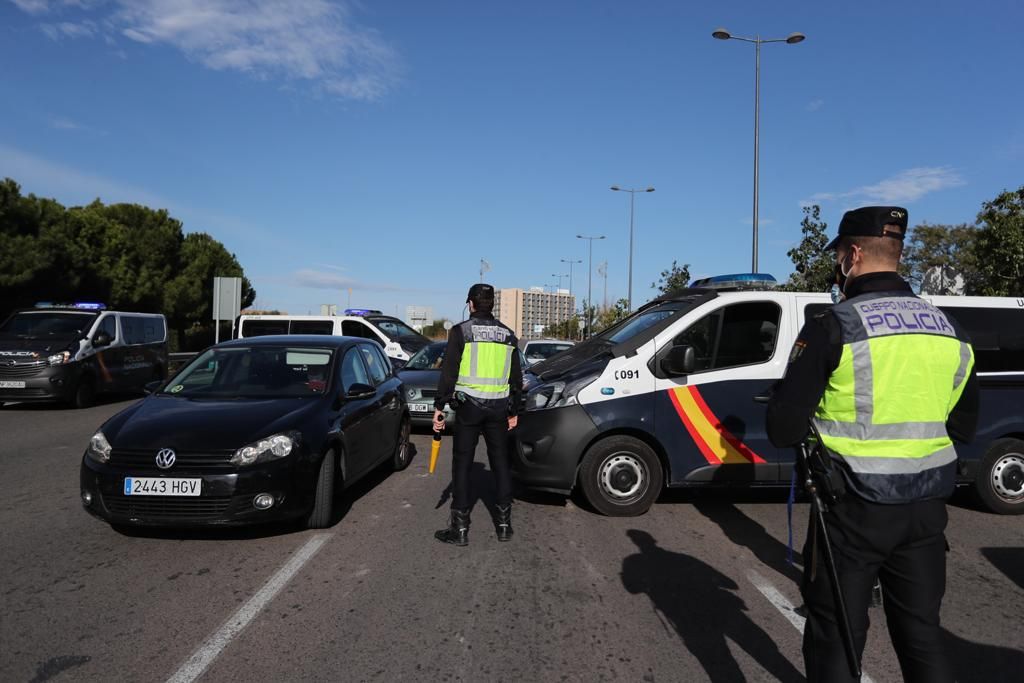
[3,0,1022,323]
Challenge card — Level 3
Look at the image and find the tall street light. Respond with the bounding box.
[610,185,655,312]
[712,27,805,273]
[577,233,605,337]
[551,273,569,291]
[560,258,582,301]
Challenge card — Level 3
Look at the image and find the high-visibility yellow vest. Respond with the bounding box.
[455,319,516,402]
[815,292,974,503]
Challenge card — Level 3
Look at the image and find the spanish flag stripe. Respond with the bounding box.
[685,386,767,464]
[676,388,748,464]
[668,386,721,465]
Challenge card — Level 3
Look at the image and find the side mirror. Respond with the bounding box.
[346,382,376,400]
[660,345,696,377]
[93,331,112,348]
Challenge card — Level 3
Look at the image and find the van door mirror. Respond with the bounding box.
[661,345,696,377]
[93,331,112,348]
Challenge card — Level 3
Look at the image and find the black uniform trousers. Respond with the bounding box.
[802,494,951,683]
[451,399,513,511]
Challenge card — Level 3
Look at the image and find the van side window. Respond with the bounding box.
[144,317,166,343]
[939,307,1024,373]
[121,317,147,345]
[96,315,117,341]
[242,320,288,337]
[342,320,377,340]
[290,321,334,335]
[339,348,371,393]
[666,301,781,374]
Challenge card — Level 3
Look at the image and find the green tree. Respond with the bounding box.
[782,204,833,292]
[900,223,978,293]
[543,316,580,340]
[972,186,1024,296]
[593,298,630,333]
[163,232,255,349]
[420,319,449,339]
[652,261,691,295]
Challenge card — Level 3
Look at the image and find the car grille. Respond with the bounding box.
[0,364,46,378]
[419,389,438,398]
[104,495,234,519]
[109,448,237,471]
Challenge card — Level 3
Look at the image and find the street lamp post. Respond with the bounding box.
[561,258,582,338]
[610,185,655,312]
[712,27,805,273]
[577,234,605,337]
[551,273,569,292]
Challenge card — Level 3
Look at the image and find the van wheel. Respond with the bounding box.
[73,376,96,409]
[306,449,336,529]
[578,436,663,517]
[392,417,412,471]
[974,439,1024,515]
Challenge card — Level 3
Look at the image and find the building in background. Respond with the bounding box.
[406,305,434,332]
[495,287,575,341]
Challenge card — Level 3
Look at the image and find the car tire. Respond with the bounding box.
[392,417,412,471]
[578,435,663,517]
[306,449,336,529]
[974,438,1024,515]
[73,376,96,409]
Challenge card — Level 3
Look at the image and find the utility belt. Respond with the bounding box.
[804,438,848,507]
[451,390,510,415]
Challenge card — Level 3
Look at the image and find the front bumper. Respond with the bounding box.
[80,455,315,527]
[0,364,78,402]
[510,403,599,493]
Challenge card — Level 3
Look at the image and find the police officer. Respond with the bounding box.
[766,206,979,682]
[433,283,523,546]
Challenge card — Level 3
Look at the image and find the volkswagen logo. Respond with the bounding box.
[155,448,176,469]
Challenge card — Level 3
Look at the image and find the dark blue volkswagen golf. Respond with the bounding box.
[80,335,411,529]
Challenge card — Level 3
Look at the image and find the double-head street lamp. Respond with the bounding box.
[560,258,582,301]
[551,273,569,291]
[712,27,805,273]
[610,185,655,312]
[577,234,605,337]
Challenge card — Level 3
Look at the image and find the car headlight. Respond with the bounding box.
[230,433,297,466]
[48,351,71,365]
[87,430,111,463]
[525,374,597,411]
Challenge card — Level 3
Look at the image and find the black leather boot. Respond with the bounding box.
[495,504,513,542]
[434,508,470,546]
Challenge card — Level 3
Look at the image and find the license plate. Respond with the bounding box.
[409,402,432,413]
[0,381,26,389]
[124,477,201,496]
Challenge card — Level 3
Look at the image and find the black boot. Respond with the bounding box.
[435,508,470,546]
[495,504,513,542]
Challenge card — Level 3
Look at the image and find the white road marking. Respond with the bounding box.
[165,533,330,683]
[746,569,876,683]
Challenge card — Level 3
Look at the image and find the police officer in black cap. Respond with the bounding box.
[433,283,523,546]
[766,206,980,682]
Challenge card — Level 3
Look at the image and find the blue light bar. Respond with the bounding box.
[73,302,107,310]
[344,308,382,316]
[690,273,778,290]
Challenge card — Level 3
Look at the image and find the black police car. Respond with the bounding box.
[80,335,411,528]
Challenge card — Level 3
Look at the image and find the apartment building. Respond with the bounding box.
[495,287,576,341]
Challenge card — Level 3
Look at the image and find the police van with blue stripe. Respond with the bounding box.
[511,274,1024,516]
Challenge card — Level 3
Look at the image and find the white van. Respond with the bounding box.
[512,275,1024,516]
[236,310,430,367]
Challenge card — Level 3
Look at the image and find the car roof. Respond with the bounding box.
[216,334,364,349]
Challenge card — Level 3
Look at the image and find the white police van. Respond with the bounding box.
[511,274,1024,516]
[236,309,430,368]
[0,303,168,408]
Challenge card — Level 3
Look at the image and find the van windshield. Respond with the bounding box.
[597,300,698,345]
[367,317,424,341]
[0,311,96,340]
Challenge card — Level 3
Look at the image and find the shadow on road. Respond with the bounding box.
[693,500,803,583]
[943,628,1024,681]
[980,547,1024,591]
[620,529,804,682]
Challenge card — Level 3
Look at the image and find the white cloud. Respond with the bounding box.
[293,269,400,292]
[801,167,966,207]
[806,99,824,112]
[12,0,400,101]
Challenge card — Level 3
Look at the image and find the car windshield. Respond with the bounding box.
[525,343,573,360]
[367,317,423,341]
[405,342,446,370]
[162,346,335,398]
[0,311,95,339]
[598,301,693,345]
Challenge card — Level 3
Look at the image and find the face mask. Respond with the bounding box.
[829,283,844,304]
[834,249,855,295]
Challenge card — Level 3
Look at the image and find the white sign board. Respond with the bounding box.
[212,276,243,343]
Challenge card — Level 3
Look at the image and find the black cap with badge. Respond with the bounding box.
[825,206,909,251]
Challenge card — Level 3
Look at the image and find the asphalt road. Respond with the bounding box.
[1,398,1022,682]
